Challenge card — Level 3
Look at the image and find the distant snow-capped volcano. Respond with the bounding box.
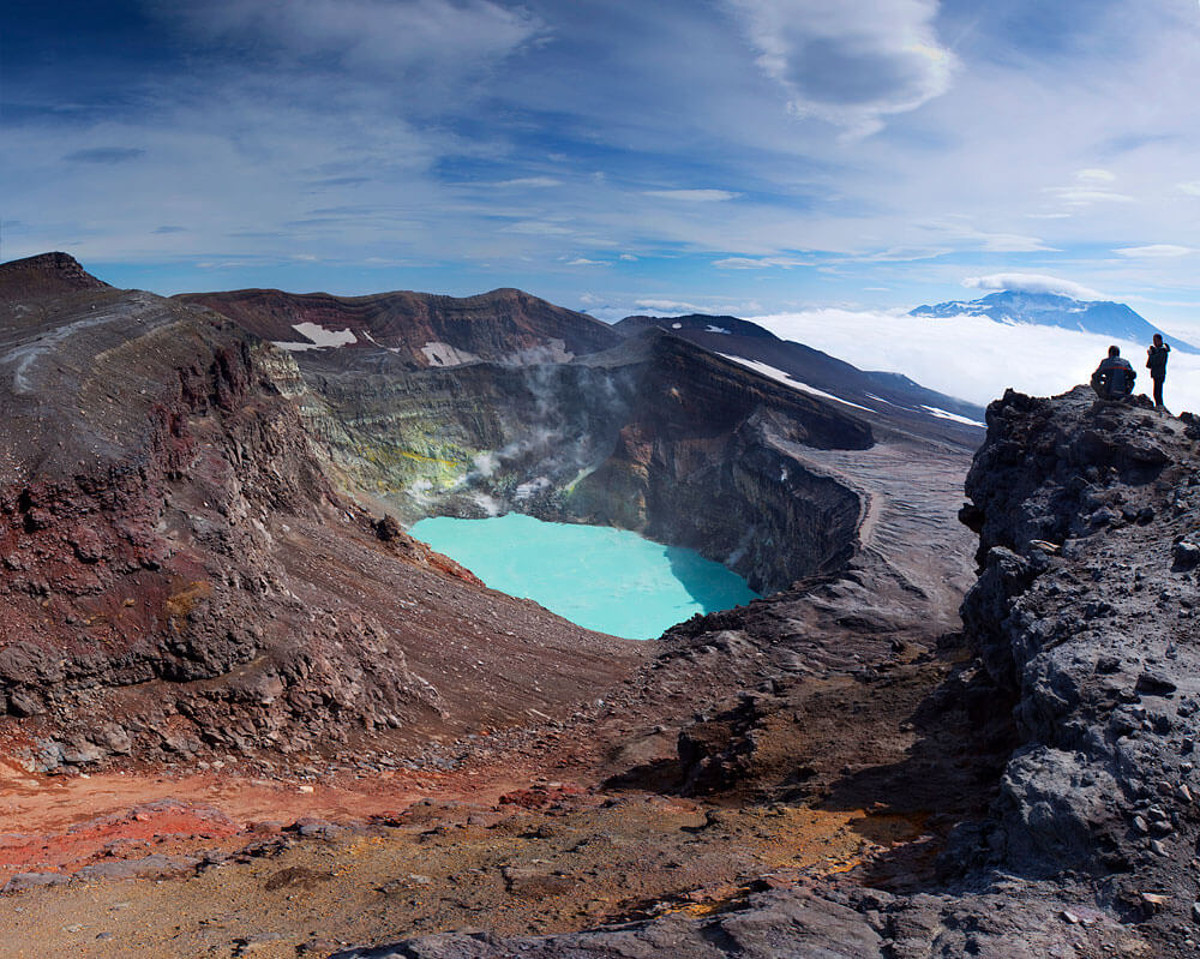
[911,290,1199,354]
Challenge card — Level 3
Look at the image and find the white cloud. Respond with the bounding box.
[850,246,951,262]
[643,189,740,202]
[963,273,1104,300]
[975,232,1056,253]
[1114,244,1195,258]
[626,296,764,317]
[1075,168,1117,184]
[714,255,809,269]
[723,0,958,134]
[162,0,543,83]
[1045,168,1134,207]
[503,220,575,235]
[1047,188,1135,206]
[491,177,563,188]
[748,308,1200,414]
[635,298,712,313]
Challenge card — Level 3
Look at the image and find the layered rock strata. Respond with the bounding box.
[176,287,623,368]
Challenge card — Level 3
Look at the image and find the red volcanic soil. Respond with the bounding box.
[0,617,1000,959]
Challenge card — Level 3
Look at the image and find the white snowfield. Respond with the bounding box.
[716,354,876,413]
[273,321,358,351]
[919,405,986,428]
[718,353,985,427]
[421,341,482,367]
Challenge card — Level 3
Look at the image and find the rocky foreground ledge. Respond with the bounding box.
[342,387,1200,958]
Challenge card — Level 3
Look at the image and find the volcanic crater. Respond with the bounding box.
[0,252,1191,958]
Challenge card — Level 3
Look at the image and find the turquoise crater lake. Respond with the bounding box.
[410,513,760,640]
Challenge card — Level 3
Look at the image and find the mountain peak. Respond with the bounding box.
[0,252,112,299]
[911,288,1198,353]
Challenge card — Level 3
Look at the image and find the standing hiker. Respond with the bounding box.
[1146,333,1170,409]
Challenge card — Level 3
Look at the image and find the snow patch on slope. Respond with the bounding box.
[422,342,482,367]
[717,354,876,413]
[273,322,358,351]
[920,405,985,428]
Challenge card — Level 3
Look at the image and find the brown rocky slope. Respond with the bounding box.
[0,252,643,775]
[176,286,622,367]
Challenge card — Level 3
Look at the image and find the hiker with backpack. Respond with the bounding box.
[1091,345,1136,400]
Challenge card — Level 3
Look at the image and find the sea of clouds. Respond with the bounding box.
[747,308,1200,416]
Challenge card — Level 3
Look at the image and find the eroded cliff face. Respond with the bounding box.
[565,336,870,592]
[176,287,623,368]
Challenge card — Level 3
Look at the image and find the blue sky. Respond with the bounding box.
[6,0,1200,339]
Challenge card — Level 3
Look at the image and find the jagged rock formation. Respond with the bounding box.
[0,254,642,772]
[957,387,1200,946]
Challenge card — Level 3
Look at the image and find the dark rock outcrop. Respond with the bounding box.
[0,251,112,302]
[957,388,1200,935]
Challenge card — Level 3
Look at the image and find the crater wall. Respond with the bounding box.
[292,332,872,593]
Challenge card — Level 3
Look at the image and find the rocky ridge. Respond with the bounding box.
[176,286,622,367]
[615,312,987,443]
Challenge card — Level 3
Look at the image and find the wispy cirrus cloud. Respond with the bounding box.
[63,147,147,164]
[1045,168,1134,206]
[714,255,810,269]
[155,0,544,87]
[643,189,740,202]
[1114,244,1195,258]
[489,177,563,189]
